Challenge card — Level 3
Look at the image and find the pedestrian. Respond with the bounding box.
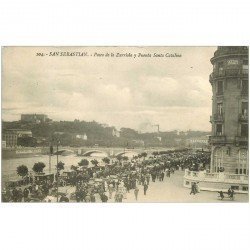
[23,187,29,202]
[12,187,18,202]
[108,183,114,199]
[17,188,23,202]
[117,192,123,202]
[146,174,150,185]
[218,191,224,200]
[100,193,108,202]
[134,186,139,200]
[161,172,165,181]
[85,193,91,202]
[229,189,235,200]
[167,169,170,178]
[143,183,148,195]
[114,192,119,202]
[90,193,96,202]
[190,182,197,195]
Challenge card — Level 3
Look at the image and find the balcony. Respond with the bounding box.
[210,68,248,81]
[226,68,241,76]
[239,114,248,122]
[214,113,224,122]
[210,114,224,123]
[235,136,248,145]
[209,135,227,144]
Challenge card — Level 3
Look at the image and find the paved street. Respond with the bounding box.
[59,170,248,203]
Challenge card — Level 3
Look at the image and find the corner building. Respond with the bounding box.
[209,46,248,175]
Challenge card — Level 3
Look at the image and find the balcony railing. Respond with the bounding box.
[210,114,224,123]
[210,68,248,81]
[235,136,248,144]
[209,135,227,144]
[214,113,224,122]
[239,114,248,122]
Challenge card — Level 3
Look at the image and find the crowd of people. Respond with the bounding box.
[2,150,211,202]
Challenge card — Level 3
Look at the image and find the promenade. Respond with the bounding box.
[59,170,248,203]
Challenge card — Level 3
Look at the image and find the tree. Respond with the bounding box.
[56,161,65,171]
[102,157,110,165]
[116,155,123,163]
[133,155,138,160]
[91,159,99,167]
[71,165,78,171]
[122,156,129,161]
[16,165,29,178]
[140,152,147,160]
[33,162,46,174]
[78,159,89,167]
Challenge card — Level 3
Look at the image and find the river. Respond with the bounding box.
[1,150,140,181]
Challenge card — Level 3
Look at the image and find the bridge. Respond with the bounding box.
[78,147,145,157]
[55,146,177,158]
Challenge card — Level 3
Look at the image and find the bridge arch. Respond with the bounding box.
[55,149,75,156]
[82,150,108,157]
[115,151,139,158]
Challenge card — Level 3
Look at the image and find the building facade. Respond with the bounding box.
[21,114,48,123]
[209,46,248,174]
[186,136,209,149]
[2,129,32,147]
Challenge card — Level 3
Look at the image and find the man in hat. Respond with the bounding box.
[134,186,139,201]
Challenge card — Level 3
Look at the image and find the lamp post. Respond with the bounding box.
[56,139,60,202]
[49,143,53,173]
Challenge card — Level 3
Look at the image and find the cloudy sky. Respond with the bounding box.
[2,46,216,132]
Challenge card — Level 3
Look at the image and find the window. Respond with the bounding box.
[216,124,223,136]
[241,124,248,137]
[214,148,223,172]
[218,62,224,76]
[231,186,239,191]
[243,59,248,68]
[218,61,224,69]
[242,102,248,116]
[238,149,248,175]
[217,81,223,95]
[242,186,248,191]
[241,80,248,94]
[217,103,223,115]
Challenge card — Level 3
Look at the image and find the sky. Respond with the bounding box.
[2,46,216,132]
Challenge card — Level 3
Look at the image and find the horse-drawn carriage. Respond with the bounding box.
[5,178,24,188]
[34,173,54,184]
[60,170,76,186]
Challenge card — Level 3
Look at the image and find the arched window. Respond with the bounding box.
[214,147,223,172]
[238,149,248,175]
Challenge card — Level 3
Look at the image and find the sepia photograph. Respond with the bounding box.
[1,46,249,203]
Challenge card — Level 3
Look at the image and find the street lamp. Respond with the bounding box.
[49,143,53,173]
[56,139,60,202]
